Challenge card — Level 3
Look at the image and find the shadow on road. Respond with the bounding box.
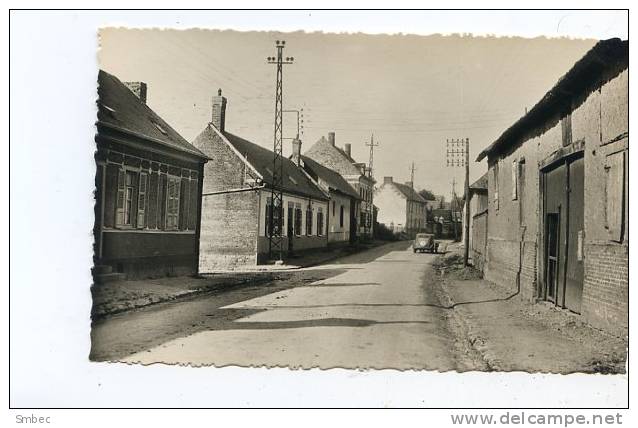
[204,308,435,330]
[328,241,411,265]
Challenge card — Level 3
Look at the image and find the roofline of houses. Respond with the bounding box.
[97,121,208,163]
[207,124,264,181]
[476,38,628,163]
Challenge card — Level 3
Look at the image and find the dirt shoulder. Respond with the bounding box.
[433,248,627,374]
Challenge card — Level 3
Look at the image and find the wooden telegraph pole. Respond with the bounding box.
[446,138,471,265]
[463,138,470,266]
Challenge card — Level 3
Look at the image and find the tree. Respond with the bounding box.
[418,188,436,201]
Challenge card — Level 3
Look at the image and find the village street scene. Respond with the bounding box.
[91,30,628,373]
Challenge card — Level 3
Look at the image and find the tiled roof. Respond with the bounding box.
[390,182,427,203]
[193,124,328,200]
[300,155,360,200]
[303,136,365,177]
[97,70,206,158]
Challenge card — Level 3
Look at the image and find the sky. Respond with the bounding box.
[99,27,601,198]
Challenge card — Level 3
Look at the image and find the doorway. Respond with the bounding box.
[545,212,560,302]
[541,154,584,313]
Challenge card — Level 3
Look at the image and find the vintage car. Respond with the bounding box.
[413,233,439,253]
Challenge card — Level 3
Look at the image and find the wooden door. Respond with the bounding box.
[564,156,584,313]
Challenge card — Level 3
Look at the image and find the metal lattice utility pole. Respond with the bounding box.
[266,40,294,261]
[364,133,379,240]
[446,138,470,265]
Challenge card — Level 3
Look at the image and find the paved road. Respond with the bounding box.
[92,241,463,370]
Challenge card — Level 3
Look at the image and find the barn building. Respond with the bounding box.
[476,39,628,335]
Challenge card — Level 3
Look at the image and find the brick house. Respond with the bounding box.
[304,133,376,239]
[475,39,628,335]
[94,70,208,280]
[192,90,329,271]
[374,176,427,238]
[294,152,361,245]
[463,173,488,270]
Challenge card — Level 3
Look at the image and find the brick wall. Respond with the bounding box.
[198,191,259,271]
[484,238,537,300]
[193,125,261,271]
[581,242,628,335]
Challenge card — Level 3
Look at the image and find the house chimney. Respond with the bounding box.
[124,81,147,104]
[344,143,352,157]
[328,132,335,146]
[292,137,302,167]
[211,88,227,132]
[384,176,393,184]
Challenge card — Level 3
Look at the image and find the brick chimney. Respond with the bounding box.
[384,176,393,184]
[344,143,352,157]
[211,88,227,132]
[328,132,335,146]
[292,138,302,167]
[124,81,147,104]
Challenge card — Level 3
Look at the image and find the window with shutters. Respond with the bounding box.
[265,197,282,237]
[103,164,119,228]
[188,178,198,230]
[165,176,181,230]
[179,178,190,230]
[339,205,344,228]
[147,172,159,229]
[306,206,313,236]
[136,172,148,228]
[116,170,138,227]
[605,150,626,242]
[294,204,303,236]
[317,208,324,236]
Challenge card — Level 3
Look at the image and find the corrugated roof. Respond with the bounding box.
[477,38,628,162]
[97,70,206,159]
[300,155,360,200]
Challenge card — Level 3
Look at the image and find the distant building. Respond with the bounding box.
[374,176,427,238]
[476,39,628,334]
[304,133,376,239]
[94,70,208,280]
[296,154,361,245]
[192,90,329,271]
